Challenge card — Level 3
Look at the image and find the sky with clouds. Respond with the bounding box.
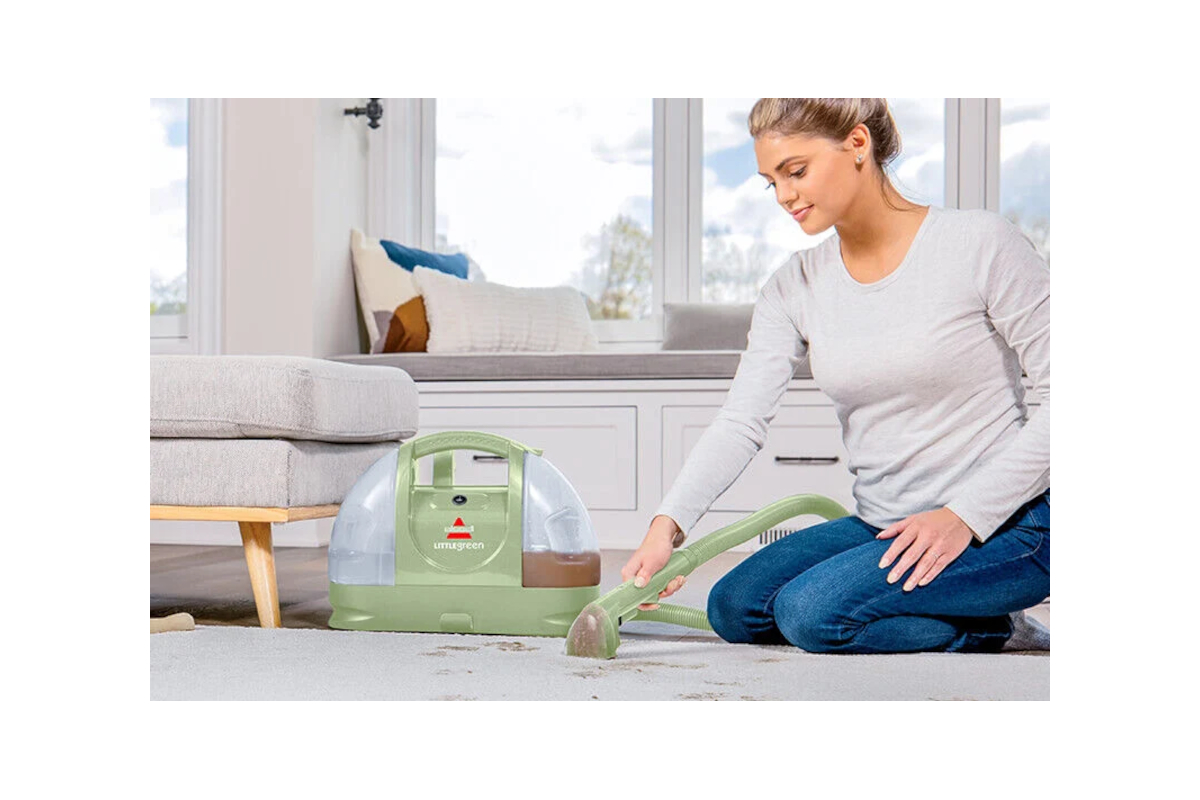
[150,99,188,301]
[435,98,655,290]
[149,98,1049,304]
[435,97,1050,294]
[998,97,1052,251]
[697,97,950,288]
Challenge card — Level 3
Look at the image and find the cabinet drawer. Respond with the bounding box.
[416,406,636,510]
[662,404,855,515]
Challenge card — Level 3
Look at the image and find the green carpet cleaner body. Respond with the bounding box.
[328,431,848,659]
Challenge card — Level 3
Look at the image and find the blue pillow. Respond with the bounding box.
[379,240,469,280]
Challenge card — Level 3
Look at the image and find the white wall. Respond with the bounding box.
[153,98,370,547]
[312,99,370,356]
[222,98,368,357]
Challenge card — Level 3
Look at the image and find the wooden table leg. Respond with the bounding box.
[238,521,282,628]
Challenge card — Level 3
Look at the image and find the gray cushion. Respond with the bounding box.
[662,303,754,350]
[151,355,418,443]
[331,350,813,382]
[150,438,399,507]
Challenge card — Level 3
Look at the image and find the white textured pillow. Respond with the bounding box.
[349,229,419,346]
[410,266,599,353]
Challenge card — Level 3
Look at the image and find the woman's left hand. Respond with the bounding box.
[876,507,976,591]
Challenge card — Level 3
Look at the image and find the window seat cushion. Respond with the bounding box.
[329,350,813,382]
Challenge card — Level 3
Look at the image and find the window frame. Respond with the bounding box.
[150,98,223,355]
[373,98,998,345]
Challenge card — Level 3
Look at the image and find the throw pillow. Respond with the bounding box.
[379,296,431,353]
[410,266,599,353]
[380,239,469,280]
[662,302,755,350]
[350,229,420,348]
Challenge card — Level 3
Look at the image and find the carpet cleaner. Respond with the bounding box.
[327,431,848,659]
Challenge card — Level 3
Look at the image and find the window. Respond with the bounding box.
[887,97,947,209]
[700,98,782,303]
[381,99,1015,346]
[148,98,221,354]
[700,98,945,302]
[434,99,655,321]
[999,98,1051,264]
[150,98,189,338]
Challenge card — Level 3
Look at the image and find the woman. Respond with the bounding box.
[621,98,1050,654]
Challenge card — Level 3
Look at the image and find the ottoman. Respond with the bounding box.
[150,355,419,627]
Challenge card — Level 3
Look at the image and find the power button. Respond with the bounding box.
[452,494,467,505]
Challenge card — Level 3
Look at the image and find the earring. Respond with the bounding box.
[856,154,863,163]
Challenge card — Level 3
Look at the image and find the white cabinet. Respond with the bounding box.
[408,376,1041,551]
[417,405,638,510]
[662,404,855,515]
[412,378,838,550]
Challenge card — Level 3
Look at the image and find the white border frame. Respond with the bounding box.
[686,98,703,303]
[945,98,960,207]
[984,98,1002,212]
[953,97,989,210]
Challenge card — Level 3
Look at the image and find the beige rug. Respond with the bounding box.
[150,621,1048,700]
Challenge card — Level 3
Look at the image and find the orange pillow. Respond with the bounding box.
[381,296,430,352]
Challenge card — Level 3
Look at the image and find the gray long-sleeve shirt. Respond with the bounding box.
[655,205,1050,543]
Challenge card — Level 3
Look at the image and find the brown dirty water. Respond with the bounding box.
[522,550,601,588]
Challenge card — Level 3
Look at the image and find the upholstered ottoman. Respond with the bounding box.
[150,355,418,627]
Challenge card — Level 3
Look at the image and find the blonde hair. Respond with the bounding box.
[748,98,914,211]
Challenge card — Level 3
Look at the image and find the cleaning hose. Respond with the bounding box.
[633,603,713,632]
[566,493,850,658]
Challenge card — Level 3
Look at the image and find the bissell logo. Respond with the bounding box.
[434,517,485,551]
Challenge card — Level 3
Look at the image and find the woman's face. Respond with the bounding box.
[754,129,864,235]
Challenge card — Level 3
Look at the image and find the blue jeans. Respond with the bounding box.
[707,490,1050,653]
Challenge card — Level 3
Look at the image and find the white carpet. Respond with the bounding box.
[150,621,1049,700]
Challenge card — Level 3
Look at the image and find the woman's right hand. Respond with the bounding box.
[621,516,687,611]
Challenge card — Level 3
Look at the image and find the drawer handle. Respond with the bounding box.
[774,456,840,465]
[472,455,508,463]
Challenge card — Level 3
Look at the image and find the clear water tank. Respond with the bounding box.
[521,452,601,587]
[328,449,398,586]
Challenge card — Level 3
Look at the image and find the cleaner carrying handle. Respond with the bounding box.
[621,515,688,611]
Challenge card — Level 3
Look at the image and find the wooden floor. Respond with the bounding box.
[151,544,1049,631]
[151,544,335,629]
